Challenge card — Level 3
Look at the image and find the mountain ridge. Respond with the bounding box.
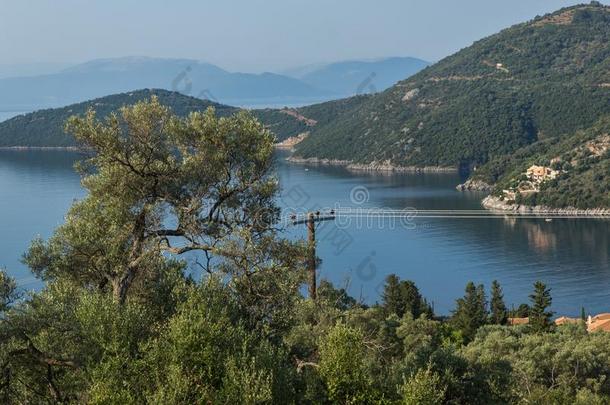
[0,56,429,112]
[268,2,610,209]
[0,58,331,111]
[283,3,609,169]
[0,89,238,147]
[0,89,320,147]
[286,57,430,96]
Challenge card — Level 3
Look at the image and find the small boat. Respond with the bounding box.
[304,168,309,172]
[545,218,553,222]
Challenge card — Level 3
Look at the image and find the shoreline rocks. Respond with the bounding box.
[456,178,493,191]
[286,156,457,173]
[0,146,82,151]
[482,195,610,216]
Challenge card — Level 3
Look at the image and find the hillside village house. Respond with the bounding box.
[526,165,559,183]
[502,164,561,201]
[555,316,580,326]
[587,314,610,332]
[508,313,610,333]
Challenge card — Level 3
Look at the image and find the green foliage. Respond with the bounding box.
[0,270,18,314]
[318,323,376,404]
[142,278,296,404]
[4,263,610,403]
[529,281,554,333]
[489,280,508,325]
[23,96,303,305]
[317,279,360,311]
[4,94,610,403]
[463,324,610,403]
[399,365,447,405]
[0,99,308,403]
[485,116,610,209]
[511,303,531,318]
[0,89,238,147]
[251,108,310,141]
[0,89,314,148]
[451,282,488,342]
[382,274,432,319]
[282,4,610,171]
[0,280,154,403]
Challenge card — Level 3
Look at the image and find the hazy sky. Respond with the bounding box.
[1,0,606,72]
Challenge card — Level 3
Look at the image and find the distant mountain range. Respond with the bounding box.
[0,62,69,79]
[285,57,430,96]
[0,57,325,111]
[5,4,609,211]
[0,56,428,112]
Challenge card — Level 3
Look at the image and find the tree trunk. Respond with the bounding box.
[112,210,146,304]
[111,268,137,305]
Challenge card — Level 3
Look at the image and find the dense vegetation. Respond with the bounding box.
[287,3,610,171]
[2,99,610,403]
[249,108,311,140]
[479,116,610,208]
[3,4,608,210]
[0,89,238,147]
[0,89,315,147]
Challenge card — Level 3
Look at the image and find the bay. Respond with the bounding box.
[0,149,608,316]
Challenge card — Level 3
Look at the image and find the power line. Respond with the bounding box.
[282,208,610,223]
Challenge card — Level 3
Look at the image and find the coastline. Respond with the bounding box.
[286,156,457,173]
[482,195,610,216]
[456,178,493,191]
[0,146,82,151]
[274,132,309,149]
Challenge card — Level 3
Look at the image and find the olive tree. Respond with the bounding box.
[0,270,17,314]
[24,97,304,304]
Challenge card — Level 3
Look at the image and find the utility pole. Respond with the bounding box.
[291,210,335,300]
[307,212,317,300]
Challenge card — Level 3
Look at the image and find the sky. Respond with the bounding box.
[0,0,607,73]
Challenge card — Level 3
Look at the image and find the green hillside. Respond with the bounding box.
[1,4,608,209]
[286,3,610,171]
[477,116,610,209]
[0,89,238,147]
[0,89,318,147]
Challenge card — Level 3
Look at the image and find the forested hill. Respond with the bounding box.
[284,3,610,170]
[0,89,240,147]
[2,3,610,197]
[478,116,610,209]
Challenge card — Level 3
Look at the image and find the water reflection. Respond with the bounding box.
[275,151,610,316]
[0,149,608,316]
[0,150,85,285]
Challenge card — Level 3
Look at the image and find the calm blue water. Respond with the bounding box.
[0,151,85,286]
[0,150,609,315]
